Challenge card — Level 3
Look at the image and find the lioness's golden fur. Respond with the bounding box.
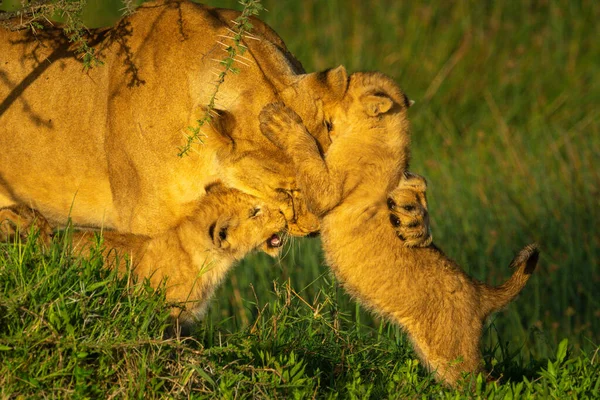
[259,71,539,386]
[0,183,285,330]
[0,0,430,246]
[0,0,309,236]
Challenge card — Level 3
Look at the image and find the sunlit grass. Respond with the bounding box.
[2,233,599,397]
[1,0,599,396]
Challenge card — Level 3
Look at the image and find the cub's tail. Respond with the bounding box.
[480,243,540,318]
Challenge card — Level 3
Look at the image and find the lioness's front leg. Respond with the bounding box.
[259,103,343,216]
[387,172,432,247]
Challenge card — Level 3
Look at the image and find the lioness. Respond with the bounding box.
[0,0,428,246]
[258,72,539,386]
[0,182,285,331]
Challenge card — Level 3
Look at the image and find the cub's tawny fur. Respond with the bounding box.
[0,183,285,331]
[0,204,53,246]
[259,71,539,386]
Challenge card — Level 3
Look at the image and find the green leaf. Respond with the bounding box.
[547,359,556,377]
[556,338,569,363]
[475,372,483,395]
[194,367,216,387]
[87,280,108,292]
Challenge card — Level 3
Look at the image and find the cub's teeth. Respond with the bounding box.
[268,233,282,248]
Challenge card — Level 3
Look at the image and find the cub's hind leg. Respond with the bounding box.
[406,310,484,387]
[387,172,432,247]
[0,205,53,246]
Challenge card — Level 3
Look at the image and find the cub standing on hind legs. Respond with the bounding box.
[258,70,539,387]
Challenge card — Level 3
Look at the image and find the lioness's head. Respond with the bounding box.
[207,67,351,238]
[187,182,286,259]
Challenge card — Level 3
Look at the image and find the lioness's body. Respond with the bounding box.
[0,0,336,236]
[260,72,539,386]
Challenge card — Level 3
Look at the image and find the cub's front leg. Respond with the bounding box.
[259,103,343,216]
[0,205,53,246]
[387,172,432,247]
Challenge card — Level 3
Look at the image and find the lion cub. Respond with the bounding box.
[259,72,539,386]
[0,183,285,332]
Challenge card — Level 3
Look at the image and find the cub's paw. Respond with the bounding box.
[0,205,53,246]
[259,102,304,149]
[388,173,432,247]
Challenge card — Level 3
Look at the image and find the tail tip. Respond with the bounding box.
[510,243,540,275]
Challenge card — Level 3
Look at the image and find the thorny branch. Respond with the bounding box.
[0,0,136,69]
[177,0,264,157]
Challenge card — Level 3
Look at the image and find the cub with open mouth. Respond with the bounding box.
[1,182,286,332]
[88,181,287,330]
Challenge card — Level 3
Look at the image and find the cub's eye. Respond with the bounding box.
[219,227,228,241]
[250,207,262,218]
[324,120,333,132]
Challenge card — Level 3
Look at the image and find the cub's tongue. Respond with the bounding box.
[267,233,282,248]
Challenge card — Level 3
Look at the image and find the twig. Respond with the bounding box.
[0,0,114,69]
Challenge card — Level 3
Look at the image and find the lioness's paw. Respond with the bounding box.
[0,205,53,246]
[259,102,304,149]
[388,173,432,247]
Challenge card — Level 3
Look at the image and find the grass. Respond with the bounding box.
[1,234,599,397]
[1,0,599,397]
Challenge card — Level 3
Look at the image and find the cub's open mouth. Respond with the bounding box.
[266,233,283,248]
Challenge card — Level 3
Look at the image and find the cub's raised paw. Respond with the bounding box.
[259,102,304,149]
[0,205,53,246]
[388,173,432,247]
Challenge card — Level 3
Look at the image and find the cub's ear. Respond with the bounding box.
[325,65,349,98]
[362,94,394,117]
